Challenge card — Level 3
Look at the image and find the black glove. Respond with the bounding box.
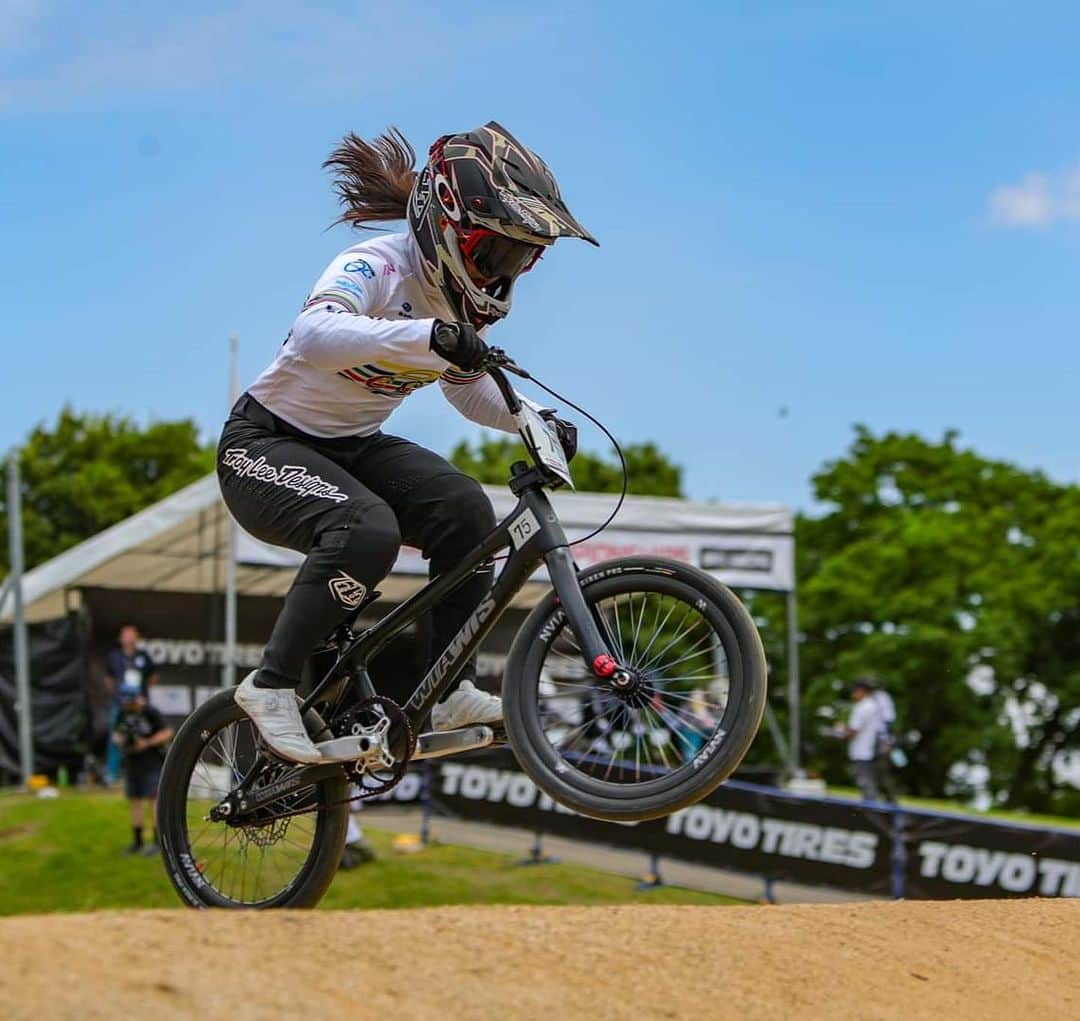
[430,320,489,371]
[540,410,578,462]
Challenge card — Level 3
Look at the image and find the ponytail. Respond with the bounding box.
[323,127,416,229]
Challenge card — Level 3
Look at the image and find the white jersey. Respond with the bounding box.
[248,232,523,438]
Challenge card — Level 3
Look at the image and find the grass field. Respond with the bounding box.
[0,789,738,915]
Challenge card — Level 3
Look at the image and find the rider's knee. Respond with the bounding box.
[436,475,496,549]
[316,500,401,581]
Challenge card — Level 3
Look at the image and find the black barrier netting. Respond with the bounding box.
[0,613,89,779]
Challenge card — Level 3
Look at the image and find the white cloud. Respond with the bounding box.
[988,163,1080,228]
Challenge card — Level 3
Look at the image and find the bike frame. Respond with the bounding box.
[301,469,610,732]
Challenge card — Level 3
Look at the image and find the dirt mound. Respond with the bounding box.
[2,900,1077,1019]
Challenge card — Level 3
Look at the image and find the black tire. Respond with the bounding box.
[158,688,349,909]
[503,556,767,823]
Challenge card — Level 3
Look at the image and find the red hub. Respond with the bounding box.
[593,654,617,678]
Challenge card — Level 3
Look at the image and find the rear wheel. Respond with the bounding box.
[503,557,767,822]
[157,689,349,908]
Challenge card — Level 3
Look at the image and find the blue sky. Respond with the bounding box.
[2,1,1078,510]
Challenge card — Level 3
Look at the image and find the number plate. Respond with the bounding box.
[508,508,541,550]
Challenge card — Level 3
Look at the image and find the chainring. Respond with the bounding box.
[332,694,415,803]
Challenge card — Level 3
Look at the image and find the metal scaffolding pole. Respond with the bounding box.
[222,334,240,690]
[6,453,34,784]
[786,588,801,773]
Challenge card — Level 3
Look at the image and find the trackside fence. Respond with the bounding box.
[365,751,1080,900]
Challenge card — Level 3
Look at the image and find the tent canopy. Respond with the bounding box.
[9,474,794,623]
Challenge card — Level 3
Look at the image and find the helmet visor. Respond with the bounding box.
[460,229,543,282]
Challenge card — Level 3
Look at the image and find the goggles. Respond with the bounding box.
[457,227,543,283]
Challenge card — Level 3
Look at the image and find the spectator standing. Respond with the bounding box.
[103,625,160,783]
[340,804,377,869]
[841,680,885,802]
[112,683,173,855]
[868,680,900,803]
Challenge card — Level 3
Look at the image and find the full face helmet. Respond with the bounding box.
[408,121,597,326]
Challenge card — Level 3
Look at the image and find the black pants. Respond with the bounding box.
[218,394,495,690]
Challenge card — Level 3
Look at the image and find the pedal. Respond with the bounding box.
[412,725,495,761]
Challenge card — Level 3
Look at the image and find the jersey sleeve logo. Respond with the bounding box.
[337,362,443,397]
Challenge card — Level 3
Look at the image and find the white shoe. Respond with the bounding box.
[234,672,323,763]
[430,680,503,732]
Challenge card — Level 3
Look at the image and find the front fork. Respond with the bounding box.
[544,547,628,685]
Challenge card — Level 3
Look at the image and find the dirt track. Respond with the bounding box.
[2,900,1077,1019]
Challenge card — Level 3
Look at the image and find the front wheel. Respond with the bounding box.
[503,557,768,823]
[157,689,350,908]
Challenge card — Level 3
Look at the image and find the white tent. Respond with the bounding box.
[12,473,794,622]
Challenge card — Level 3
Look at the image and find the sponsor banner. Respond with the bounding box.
[143,637,265,670]
[423,752,895,895]
[237,529,795,593]
[903,811,1080,899]
[379,754,1080,898]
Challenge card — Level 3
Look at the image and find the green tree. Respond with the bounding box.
[795,426,1080,813]
[1,407,215,572]
[449,434,684,497]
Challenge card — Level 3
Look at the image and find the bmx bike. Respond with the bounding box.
[157,351,767,908]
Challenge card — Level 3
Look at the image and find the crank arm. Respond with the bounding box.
[412,725,495,761]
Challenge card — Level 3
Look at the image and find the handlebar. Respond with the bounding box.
[482,348,531,416]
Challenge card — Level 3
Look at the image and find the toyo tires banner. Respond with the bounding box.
[387,752,895,896]
[370,752,1080,899]
[902,812,1080,899]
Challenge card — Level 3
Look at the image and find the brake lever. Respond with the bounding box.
[485,347,531,379]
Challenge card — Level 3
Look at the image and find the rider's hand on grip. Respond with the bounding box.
[541,410,578,462]
[430,320,490,372]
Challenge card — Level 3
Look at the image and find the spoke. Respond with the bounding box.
[650,672,722,687]
[636,594,668,667]
[630,593,649,665]
[633,709,643,781]
[636,600,691,670]
[602,704,631,780]
[640,704,674,770]
[549,717,596,752]
[543,680,606,692]
[649,703,705,756]
[646,631,721,676]
[655,699,713,736]
[639,623,710,678]
[610,595,628,661]
[637,612,706,675]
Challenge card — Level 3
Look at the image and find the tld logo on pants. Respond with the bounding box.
[328,572,367,609]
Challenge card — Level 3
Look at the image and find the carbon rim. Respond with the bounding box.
[181,716,324,906]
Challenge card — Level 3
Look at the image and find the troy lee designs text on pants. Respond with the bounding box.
[221,448,349,502]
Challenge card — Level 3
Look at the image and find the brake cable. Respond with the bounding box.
[498,358,629,549]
